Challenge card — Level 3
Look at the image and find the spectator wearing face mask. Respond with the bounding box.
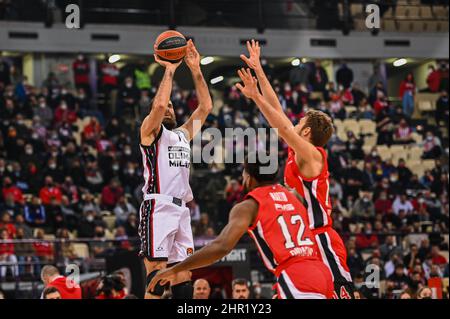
[113,195,137,225]
[355,222,379,250]
[24,196,46,227]
[421,131,442,159]
[426,65,441,93]
[393,119,414,145]
[101,178,124,211]
[435,90,449,128]
[350,192,375,222]
[73,54,91,97]
[33,97,53,127]
[0,228,19,280]
[2,177,24,205]
[54,100,77,126]
[117,76,140,117]
[39,176,62,206]
[392,194,414,215]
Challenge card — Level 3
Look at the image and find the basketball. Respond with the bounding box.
[154,30,187,62]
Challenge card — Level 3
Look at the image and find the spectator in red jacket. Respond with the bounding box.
[399,73,415,118]
[33,228,54,263]
[101,178,124,210]
[431,245,448,266]
[39,176,63,206]
[374,191,393,215]
[225,179,244,206]
[54,100,77,126]
[41,265,82,299]
[0,212,16,238]
[426,65,441,93]
[82,117,102,144]
[355,223,379,250]
[2,176,24,204]
[0,228,18,279]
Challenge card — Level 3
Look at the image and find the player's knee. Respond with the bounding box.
[171,281,193,299]
[146,270,169,296]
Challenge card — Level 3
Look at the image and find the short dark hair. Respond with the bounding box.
[43,286,60,299]
[232,278,249,289]
[244,153,278,184]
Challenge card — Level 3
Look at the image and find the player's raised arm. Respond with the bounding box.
[148,199,258,289]
[178,39,213,141]
[240,39,283,113]
[236,68,319,163]
[140,55,182,146]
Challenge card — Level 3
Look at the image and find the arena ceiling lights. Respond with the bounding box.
[291,58,300,66]
[200,56,214,65]
[210,76,224,85]
[108,54,121,63]
[393,58,408,67]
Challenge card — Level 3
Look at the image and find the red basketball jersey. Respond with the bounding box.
[245,184,319,275]
[284,146,332,229]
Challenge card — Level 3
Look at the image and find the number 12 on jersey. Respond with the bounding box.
[277,214,314,249]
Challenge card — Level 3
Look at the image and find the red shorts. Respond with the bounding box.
[276,260,334,299]
[312,227,354,299]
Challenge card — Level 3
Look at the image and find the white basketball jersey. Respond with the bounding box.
[140,125,193,202]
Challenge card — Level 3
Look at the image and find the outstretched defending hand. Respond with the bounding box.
[184,39,201,70]
[235,68,260,100]
[240,39,262,70]
[148,267,177,292]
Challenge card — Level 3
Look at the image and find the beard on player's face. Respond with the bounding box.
[163,116,177,130]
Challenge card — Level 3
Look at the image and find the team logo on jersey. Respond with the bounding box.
[168,146,190,168]
[186,248,194,256]
[274,203,295,211]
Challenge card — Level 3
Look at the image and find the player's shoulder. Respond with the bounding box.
[232,197,259,214]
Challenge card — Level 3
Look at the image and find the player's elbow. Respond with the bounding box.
[152,101,167,111]
[201,100,213,112]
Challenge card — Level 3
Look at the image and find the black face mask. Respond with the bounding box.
[96,232,105,237]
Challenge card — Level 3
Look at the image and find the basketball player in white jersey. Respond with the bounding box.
[139,40,212,299]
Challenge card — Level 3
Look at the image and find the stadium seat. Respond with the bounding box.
[443,278,449,293]
[103,215,117,231]
[377,145,391,161]
[359,119,376,135]
[418,100,434,112]
[345,105,357,115]
[390,145,407,159]
[73,243,90,259]
[420,6,433,19]
[409,160,425,176]
[411,132,423,144]
[343,119,359,132]
[408,146,423,160]
[310,91,324,100]
[421,159,436,171]
[398,21,413,32]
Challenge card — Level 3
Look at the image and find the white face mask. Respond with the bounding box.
[39,103,46,108]
[254,287,262,295]
[86,215,94,222]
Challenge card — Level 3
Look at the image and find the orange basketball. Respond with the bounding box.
[154,30,187,62]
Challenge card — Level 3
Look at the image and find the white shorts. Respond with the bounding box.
[138,194,194,264]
